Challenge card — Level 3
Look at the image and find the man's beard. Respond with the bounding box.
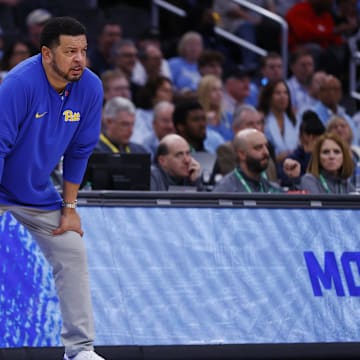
[51,59,82,82]
[246,154,269,173]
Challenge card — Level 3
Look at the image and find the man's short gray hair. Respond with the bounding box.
[233,104,258,126]
[153,101,175,122]
[103,96,135,119]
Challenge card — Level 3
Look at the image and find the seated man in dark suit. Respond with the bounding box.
[151,134,203,191]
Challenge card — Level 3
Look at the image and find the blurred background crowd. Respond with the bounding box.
[1,0,360,193]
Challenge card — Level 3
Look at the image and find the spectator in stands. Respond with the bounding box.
[173,99,224,154]
[197,74,232,141]
[111,38,138,96]
[248,52,285,106]
[142,101,175,161]
[132,29,172,87]
[131,75,174,144]
[132,42,171,87]
[326,114,360,185]
[285,0,350,77]
[258,80,299,166]
[216,104,277,181]
[197,49,224,78]
[258,51,285,86]
[25,8,52,54]
[299,132,355,193]
[173,99,207,152]
[96,96,147,154]
[312,74,358,144]
[213,128,282,193]
[151,133,202,191]
[88,19,122,76]
[213,0,259,70]
[297,70,328,118]
[101,68,131,103]
[0,37,32,73]
[168,31,203,95]
[222,65,253,115]
[286,48,315,114]
[279,110,325,186]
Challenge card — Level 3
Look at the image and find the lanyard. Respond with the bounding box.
[100,133,119,153]
[100,133,131,153]
[234,168,264,193]
[319,174,342,194]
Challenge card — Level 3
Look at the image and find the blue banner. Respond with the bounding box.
[1,206,359,347]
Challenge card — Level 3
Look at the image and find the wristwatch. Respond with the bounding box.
[61,200,77,209]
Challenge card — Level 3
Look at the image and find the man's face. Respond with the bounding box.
[115,44,137,76]
[153,108,175,140]
[319,77,342,108]
[262,58,283,82]
[200,61,223,78]
[104,76,130,101]
[183,37,203,62]
[143,45,162,77]
[107,110,135,146]
[291,55,314,85]
[159,138,192,178]
[240,132,269,173]
[183,108,207,142]
[227,77,250,102]
[45,35,87,84]
[237,110,264,133]
[100,24,122,52]
[309,71,327,98]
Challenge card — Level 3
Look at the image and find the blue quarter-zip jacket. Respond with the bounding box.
[0,54,103,209]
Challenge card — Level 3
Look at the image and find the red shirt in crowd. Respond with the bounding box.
[285,1,343,51]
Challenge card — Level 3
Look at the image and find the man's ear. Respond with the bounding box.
[41,46,52,64]
[175,123,185,137]
[158,155,167,169]
[237,148,246,162]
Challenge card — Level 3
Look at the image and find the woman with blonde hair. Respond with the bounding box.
[326,114,360,186]
[197,74,233,141]
[326,115,360,159]
[300,132,355,194]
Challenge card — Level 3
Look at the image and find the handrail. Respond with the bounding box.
[349,53,360,101]
[231,0,288,76]
[151,0,288,77]
[348,32,360,101]
[151,0,186,27]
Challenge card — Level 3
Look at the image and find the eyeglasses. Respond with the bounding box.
[116,121,134,128]
[120,52,137,58]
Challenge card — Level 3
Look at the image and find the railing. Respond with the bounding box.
[348,33,360,100]
[151,0,288,77]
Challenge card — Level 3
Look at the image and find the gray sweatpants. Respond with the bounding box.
[2,206,95,357]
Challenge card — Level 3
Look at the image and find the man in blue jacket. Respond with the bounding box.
[0,17,105,360]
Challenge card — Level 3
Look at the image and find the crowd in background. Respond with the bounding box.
[0,0,360,194]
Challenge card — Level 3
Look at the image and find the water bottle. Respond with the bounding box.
[356,161,360,193]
